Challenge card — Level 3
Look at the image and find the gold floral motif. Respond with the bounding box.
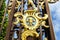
[23,10,40,30]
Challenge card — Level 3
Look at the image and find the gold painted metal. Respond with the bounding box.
[48,0,58,3]
[13,10,49,40]
[21,30,39,40]
[35,13,48,20]
[39,0,58,3]
[8,0,21,14]
[8,10,11,14]
[39,2,44,9]
[28,0,38,11]
[44,37,48,40]
[12,0,50,40]
[15,1,21,9]
[35,13,49,28]
[23,10,40,30]
[13,12,23,24]
[6,0,57,40]
[41,21,49,28]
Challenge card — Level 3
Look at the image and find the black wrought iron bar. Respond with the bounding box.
[44,0,55,40]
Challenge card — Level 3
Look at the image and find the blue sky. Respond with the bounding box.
[6,0,60,40]
[49,1,60,40]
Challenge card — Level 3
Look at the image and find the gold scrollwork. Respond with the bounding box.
[28,0,38,11]
[39,2,44,9]
[35,13,49,28]
[21,30,39,40]
[8,0,21,14]
[15,1,21,9]
[41,21,49,28]
[13,10,49,40]
[35,13,48,20]
[13,12,23,24]
[12,0,50,40]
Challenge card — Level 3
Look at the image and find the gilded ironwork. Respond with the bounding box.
[28,0,38,11]
[5,0,58,40]
[39,2,44,9]
[8,0,21,14]
[13,10,49,40]
[21,30,39,40]
[13,12,23,24]
[12,0,49,40]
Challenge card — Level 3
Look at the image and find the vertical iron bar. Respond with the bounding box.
[21,0,24,13]
[19,0,24,40]
[44,0,55,40]
[4,0,16,40]
[37,0,42,40]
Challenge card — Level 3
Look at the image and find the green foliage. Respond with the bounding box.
[0,16,8,40]
[0,0,6,25]
[0,0,8,40]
